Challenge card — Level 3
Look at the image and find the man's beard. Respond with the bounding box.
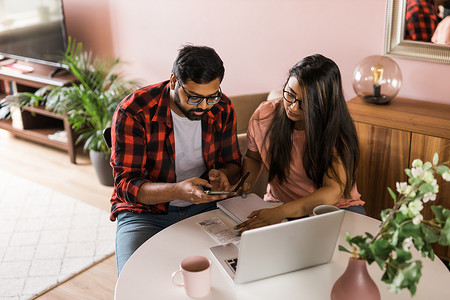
[173,90,209,121]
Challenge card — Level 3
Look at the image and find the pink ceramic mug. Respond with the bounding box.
[171,255,211,298]
[312,204,340,216]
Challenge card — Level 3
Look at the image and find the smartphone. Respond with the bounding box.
[204,190,234,195]
[204,172,250,195]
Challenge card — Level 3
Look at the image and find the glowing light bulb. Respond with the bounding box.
[371,63,384,98]
[353,55,402,104]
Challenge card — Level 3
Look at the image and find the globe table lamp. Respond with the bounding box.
[352,55,402,104]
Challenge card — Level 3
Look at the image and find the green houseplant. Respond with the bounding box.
[2,37,138,185]
[44,38,137,152]
[333,153,450,298]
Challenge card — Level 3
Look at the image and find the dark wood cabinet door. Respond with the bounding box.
[354,122,411,220]
[410,133,450,261]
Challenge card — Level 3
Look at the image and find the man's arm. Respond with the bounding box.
[240,150,264,194]
[136,163,241,205]
[136,177,228,205]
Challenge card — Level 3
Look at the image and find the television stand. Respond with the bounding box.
[0,61,77,163]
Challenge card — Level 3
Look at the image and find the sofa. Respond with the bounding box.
[228,90,282,197]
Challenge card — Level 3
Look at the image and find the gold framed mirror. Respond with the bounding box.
[385,0,450,64]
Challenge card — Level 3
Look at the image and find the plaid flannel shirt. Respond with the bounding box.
[109,81,241,221]
[405,0,440,42]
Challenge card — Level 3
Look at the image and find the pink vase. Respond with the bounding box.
[331,258,381,300]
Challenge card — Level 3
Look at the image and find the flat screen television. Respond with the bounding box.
[0,0,68,68]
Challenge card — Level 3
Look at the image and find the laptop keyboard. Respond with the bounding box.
[226,258,238,272]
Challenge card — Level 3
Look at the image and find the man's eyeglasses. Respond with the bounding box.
[179,83,222,105]
[283,90,303,110]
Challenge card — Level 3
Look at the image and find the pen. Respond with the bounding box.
[232,172,250,193]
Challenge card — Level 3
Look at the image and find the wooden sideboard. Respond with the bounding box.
[347,96,450,261]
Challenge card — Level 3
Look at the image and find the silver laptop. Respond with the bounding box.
[210,209,345,284]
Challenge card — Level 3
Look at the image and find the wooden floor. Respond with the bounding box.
[0,130,117,299]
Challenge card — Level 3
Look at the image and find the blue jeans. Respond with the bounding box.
[342,205,366,215]
[115,201,218,275]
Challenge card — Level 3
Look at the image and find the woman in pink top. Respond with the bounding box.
[235,54,365,233]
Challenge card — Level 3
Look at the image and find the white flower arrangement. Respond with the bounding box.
[340,153,450,296]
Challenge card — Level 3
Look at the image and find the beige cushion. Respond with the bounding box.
[230,92,269,134]
[232,89,279,199]
[230,90,282,199]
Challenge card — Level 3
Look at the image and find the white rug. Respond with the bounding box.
[0,169,115,300]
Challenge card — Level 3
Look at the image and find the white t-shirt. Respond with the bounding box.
[170,110,206,207]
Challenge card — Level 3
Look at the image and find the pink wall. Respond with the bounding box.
[63,0,450,105]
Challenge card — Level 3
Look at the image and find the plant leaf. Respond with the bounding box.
[385,260,422,297]
[431,205,449,223]
[438,217,450,246]
[418,183,434,194]
[405,168,412,177]
[338,245,352,253]
[396,248,412,263]
[436,165,450,175]
[433,153,439,166]
[408,176,421,186]
[387,187,397,202]
[420,223,439,244]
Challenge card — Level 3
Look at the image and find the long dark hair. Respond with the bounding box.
[265,54,359,197]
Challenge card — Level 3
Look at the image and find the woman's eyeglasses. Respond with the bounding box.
[283,90,303,110]
[179,83,222,105]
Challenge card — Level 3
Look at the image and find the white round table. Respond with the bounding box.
[114,210,450,299]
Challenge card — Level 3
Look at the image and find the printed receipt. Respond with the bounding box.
[197,217,240,244]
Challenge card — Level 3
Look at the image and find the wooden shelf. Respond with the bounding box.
[22,104,65,119]
[0,60,73,88]
[0,118,66,148]
[0,63,77,163]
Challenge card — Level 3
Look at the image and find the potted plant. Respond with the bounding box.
[332,153,450,299]
[3,37,138,185]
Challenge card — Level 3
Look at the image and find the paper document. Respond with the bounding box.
[217,193,281,224]
[198,217,240,244]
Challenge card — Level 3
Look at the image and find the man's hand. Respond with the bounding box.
[208,169,231,191]
[173,177,228,204]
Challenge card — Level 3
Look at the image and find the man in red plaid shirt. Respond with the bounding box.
[110,45,242,274]
[405,0,440,42]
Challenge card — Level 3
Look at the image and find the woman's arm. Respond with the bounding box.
[235,157,346,233]
[239,149,264,194]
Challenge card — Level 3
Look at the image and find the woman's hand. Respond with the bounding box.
[234,206,286,235]
[230,182,250,197]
